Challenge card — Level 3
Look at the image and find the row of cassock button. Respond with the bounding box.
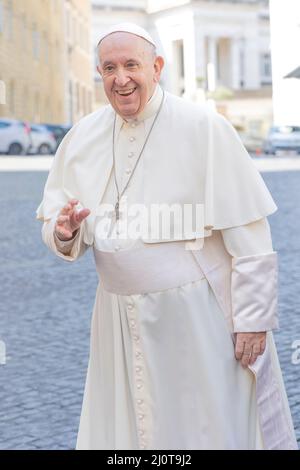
[113,130,137,251]
[127,301,148,449]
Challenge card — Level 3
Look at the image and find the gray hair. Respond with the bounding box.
[96,34,157,67]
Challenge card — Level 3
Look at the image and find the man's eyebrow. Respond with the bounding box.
[102,61,114,67]
[102,58,140,67]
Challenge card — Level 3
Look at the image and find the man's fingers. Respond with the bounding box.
[249,345,260,366]
[259,339,266,355]
[56,215,69,225]
[55,225,73,240]
[77,208,91,223]
[71,208,90,225]
[241,348,252,368]
[60,199,79,216]
[235,339,244,360]
[60,205,72,216]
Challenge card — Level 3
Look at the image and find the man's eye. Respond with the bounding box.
[127,63,137,68]
[104,66,114,72]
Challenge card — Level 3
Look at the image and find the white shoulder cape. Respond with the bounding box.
[36,92,277,246]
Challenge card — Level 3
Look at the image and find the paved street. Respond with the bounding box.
[0,167,299,449]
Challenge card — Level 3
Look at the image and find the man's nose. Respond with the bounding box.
[114,69,130,87]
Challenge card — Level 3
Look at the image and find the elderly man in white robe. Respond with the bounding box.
[36,23,297,450]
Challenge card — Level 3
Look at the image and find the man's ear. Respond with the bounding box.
[154,56,164,82]
[97,65,102,76]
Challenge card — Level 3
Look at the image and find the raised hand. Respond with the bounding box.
[55,199,90,241]
[234,331,267,368]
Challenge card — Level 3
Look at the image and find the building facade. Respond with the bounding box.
[0,0,94,124]
[269,0,300,126]
[64,0,94,124]
[92,0,272,140]
[0,0,65,122]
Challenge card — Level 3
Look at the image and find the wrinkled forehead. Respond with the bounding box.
[98,32,153,61]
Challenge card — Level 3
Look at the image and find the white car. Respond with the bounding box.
[28,124,57,155]
[0,118,31,155]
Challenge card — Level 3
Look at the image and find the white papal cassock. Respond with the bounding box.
[37,85,298,450]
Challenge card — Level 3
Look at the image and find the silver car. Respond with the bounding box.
[27,124,57,155]
[263,126,300,154]
[0,118,31,155]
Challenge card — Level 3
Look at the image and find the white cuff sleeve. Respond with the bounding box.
[221,218,279,332]
[231,251,279,332]
[42,217,88,262]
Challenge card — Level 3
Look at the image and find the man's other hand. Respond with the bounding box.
[234,332,267,368]
[55,199,90,241]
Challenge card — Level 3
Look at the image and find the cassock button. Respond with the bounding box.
[115,245,120,251]
[128,152,134,158]
[137,399,143,405]
[133,334,140,342]
[138,413,144,420]
[129,136,136,142]
[127,304,133,310]
[125,168,132,175]
[139,429,145,436]
[137,380,143,389]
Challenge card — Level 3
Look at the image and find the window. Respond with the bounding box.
[21,15,27,50]
[260,53,272,84]
[43,32,49,64]
[0,1,3,34]
[7,0,13,40]
[0,79,5,105]
[77,83,80,112]
[9,81,15,115]
[0,121,10,129]
[32,25,40,60]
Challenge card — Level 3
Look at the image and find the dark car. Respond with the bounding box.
[41,124,72,149]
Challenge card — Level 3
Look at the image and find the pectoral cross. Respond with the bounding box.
[107,200,120,238]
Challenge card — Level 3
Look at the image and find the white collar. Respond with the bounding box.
[115,84,164,134]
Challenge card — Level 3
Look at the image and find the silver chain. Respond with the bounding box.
[112,89,165,220]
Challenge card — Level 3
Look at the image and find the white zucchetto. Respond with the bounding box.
[97,22,157,48]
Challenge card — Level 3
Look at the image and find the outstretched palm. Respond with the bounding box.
[55,199,90,241]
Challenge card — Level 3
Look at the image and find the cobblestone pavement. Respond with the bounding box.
[0,170,299,450]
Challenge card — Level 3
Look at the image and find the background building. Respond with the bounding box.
[64,0,94,124]
[0,0,273,136]
[269,0,300,126]
[0,0,94,124]
[92,0,272,141]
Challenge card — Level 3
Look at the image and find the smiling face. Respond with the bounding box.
[97,32,164,119]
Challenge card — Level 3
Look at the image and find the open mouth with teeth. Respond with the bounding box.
[115,87,137,97]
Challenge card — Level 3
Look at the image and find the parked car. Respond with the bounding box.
[27,124,57,155]
[0,118,31,155]
[41,123,72,149]
[263,126,300,154]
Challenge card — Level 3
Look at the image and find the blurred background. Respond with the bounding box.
[0,0,300,450]
[0,0,300,155]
